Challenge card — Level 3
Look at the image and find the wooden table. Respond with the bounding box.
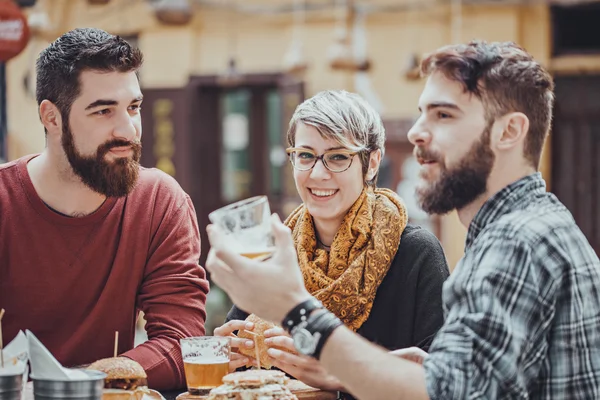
[173,380,338,400]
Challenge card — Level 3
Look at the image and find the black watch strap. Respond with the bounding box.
[282,297,323,333]
[307,311,344,360]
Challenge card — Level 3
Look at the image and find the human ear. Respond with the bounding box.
[497,112,529,151]
[39,100,62,136]
[366,149,382,180]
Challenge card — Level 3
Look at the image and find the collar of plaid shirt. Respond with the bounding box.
[466,172,545,249]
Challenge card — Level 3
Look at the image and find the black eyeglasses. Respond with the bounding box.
[285,147,359,173]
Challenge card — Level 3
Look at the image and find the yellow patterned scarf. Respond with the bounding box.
[285,188,408,331]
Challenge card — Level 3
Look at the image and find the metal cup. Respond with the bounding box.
[0,373,23,400]
[32,370,106,400]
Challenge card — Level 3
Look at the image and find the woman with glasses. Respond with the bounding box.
[214,90,449,395]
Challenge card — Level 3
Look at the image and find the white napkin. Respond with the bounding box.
[0,330,28,376]
[1,331,29,400]
[26,330,89,380]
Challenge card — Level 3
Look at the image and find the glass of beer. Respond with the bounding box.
[208,196,275,260]
[180,336,230,395]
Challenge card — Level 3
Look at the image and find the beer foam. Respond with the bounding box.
[221,225,274,254]
[184,356,229,365]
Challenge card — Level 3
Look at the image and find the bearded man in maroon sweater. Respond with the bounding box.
[0,28,209,391]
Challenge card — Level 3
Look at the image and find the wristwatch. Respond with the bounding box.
[290,309,343,359]
[291,312,325,356]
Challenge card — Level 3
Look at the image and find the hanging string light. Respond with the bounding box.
[328,0,369,72]
[282,0,308,75]
[217,0,242,86]
[403,1,422,80]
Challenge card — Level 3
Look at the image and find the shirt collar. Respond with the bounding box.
[466,172,546,249]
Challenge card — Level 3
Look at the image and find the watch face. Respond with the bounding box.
[293,328,317,355]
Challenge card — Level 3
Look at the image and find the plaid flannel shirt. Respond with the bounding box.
[423,173,600,399]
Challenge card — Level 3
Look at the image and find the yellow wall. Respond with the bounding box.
[6,38,47,160]
[6,0,555,268]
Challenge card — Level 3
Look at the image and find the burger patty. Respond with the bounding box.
[105,378,148,390]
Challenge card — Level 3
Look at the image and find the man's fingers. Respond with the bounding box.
[271,214,294,250]
[207,225,254,274]
[205,248,234,275]
[267,348,316,369]
[230,352,247,361]
[205,247,237,291]
[229,337,254,350]
[263,327,288,338]
[264,336,297,353]
[389,347,428,364]
[269,358,304,379]
[229,353,250,371]
[268,358,322,383]
[206,224,225,247]
[390,347,428,357]
[214,320,254,337]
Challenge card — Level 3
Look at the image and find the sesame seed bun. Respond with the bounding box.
[87,357,149,400]
[236,314,278,369]
[88,358,147,381]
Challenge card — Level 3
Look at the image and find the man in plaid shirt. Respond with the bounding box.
[421,173,600,398]
[411,42,600,399]
[204,40,600,399]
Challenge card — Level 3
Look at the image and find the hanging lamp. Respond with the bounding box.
[283,0,308,75]
[151,0,192,26]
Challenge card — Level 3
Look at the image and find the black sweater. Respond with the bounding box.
[226,224,450,352]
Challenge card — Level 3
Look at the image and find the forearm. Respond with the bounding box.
[135,194,209,390]
[123,337,184,390]
[320,326,430,400]
[132,294,206,390]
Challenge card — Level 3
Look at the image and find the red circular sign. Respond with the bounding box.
[0,0,30,62]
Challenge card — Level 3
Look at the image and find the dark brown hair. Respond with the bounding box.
[36,28,143,128]
[420,40,554,168]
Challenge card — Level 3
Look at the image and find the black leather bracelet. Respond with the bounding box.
[298,308,331,336]
[308,311,344,360]
[281,297,323,334]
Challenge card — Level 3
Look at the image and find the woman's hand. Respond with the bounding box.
[213,320,256,371]
[389,347,428,365]
[264,327,344,392]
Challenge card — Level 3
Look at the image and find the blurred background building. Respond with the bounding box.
[2,0,599,335]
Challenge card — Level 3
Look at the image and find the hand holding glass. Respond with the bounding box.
[208,196,275,260]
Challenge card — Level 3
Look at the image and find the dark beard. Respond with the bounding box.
[61,123,142,197]
[416,124,495,215]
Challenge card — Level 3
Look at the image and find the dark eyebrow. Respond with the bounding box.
[418,102,463,113]
[296,145,347,151]
[85,96,144,111]
[85,99,118,110]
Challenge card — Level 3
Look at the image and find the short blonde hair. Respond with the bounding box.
[287,90,385,186]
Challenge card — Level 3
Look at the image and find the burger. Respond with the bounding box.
[236,314,281,370]
[206,370,297,400]
[87,357,150,400]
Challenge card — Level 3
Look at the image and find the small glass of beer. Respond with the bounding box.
[180,336,231,395]
[208,196,275,260]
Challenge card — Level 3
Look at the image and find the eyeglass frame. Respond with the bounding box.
[285,147,361,173]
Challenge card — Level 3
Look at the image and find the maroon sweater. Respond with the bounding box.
[0,155,210,390]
